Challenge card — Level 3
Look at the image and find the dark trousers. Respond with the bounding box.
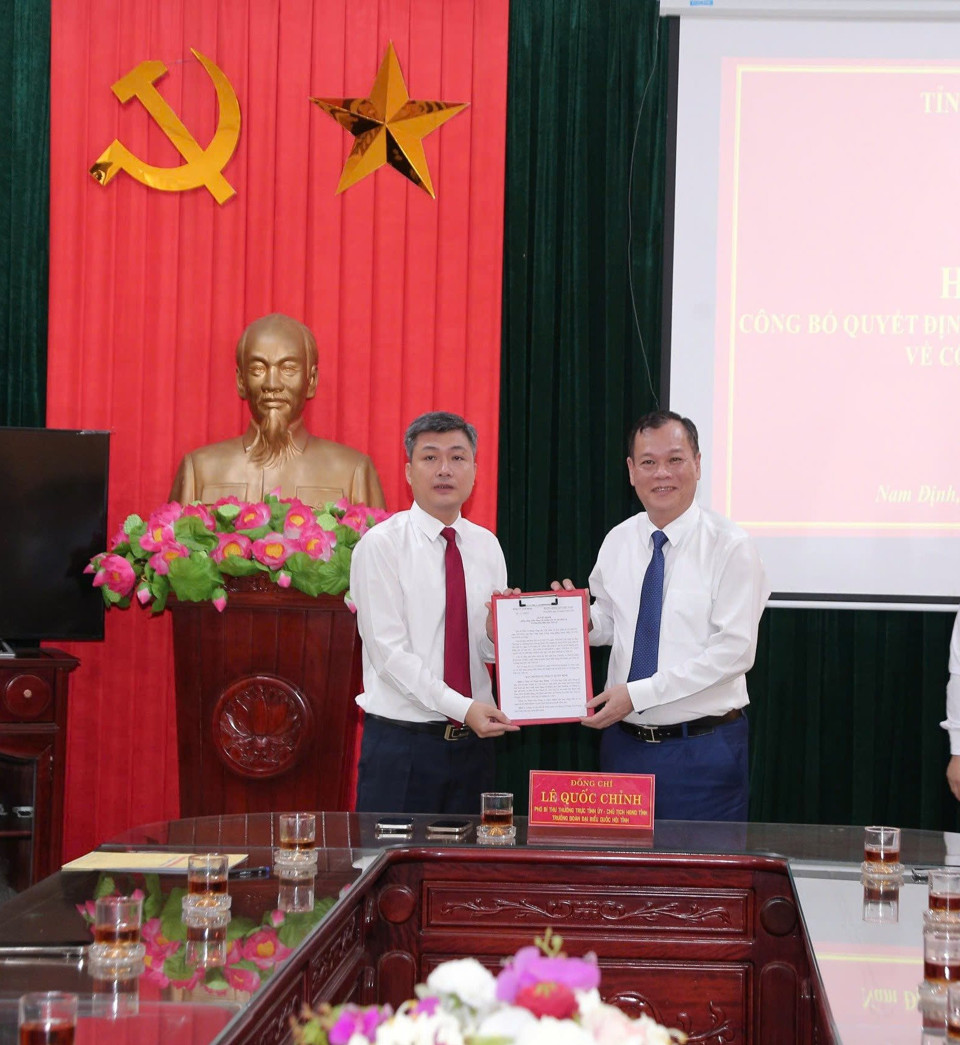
[355,716,495,815]
[600,713,749,822]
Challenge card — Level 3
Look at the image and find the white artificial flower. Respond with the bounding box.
[425,957,498,1010]
[375,1009,465,1045]
[514,1015,594,1045]
[474,1003,539,1039]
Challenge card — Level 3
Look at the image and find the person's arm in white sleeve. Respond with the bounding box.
[943,612,960,800]
[351,532,471,723]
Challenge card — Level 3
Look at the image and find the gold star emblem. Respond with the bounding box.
[311,42,467,198]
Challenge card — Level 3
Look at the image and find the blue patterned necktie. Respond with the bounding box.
[628,530,669,681]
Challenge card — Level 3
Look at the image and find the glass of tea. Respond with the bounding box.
[18,991,78,1045]
[278,874,316,913]
[274,813,318,872]
[88,895,145,970]
[478,792,516,843]
[930,869,960,922]
[924,925,960,984]
[183,853,232,914]
[863,825,901,872]
[948,983,960,1041]
[861,877,900,923]
[185,916,230,969]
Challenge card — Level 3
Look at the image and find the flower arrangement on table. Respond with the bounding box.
[291,929,686,1045]
[78,874,336,998]
[86,494,390,613]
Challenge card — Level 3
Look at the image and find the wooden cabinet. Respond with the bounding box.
[0,649,78,890]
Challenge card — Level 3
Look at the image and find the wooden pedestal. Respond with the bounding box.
[171,587,362,816]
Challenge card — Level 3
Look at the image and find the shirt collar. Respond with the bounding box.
[410,500,463,541]
[641,500,700,549]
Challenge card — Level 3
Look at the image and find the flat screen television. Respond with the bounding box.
[0,428,110,652]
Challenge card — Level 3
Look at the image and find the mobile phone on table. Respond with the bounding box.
[426,818,472,839]
[375,817,414,837]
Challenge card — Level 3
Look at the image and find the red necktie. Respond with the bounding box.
[441,527,472,699]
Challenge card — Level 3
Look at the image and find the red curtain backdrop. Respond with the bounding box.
[47,0,508,860]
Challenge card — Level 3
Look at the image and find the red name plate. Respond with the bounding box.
[528,770,654,834]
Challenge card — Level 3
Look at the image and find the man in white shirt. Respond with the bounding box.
[350,411,518,814]
[556,410,769,821]
[943,611,960,800]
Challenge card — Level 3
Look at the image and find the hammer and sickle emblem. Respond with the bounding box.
[90,48,240,205]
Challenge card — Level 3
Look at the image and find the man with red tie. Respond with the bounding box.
[350,411,518,814]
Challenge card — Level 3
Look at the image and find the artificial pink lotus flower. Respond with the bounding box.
[148,540,189,576]
[140,503,184,551]
[282,499,314,534]
[213,495,243,509]
[92,554,136,597]
[235,502,272,529]
[277,571,292,589]
[183,502,215,529]
[212,590,227,613]
[224,963,261,992]
[252,533,294,569]
[238,928,291,970]
[299,523,336,561]
[211,532,252,563]
[136,583,152,605]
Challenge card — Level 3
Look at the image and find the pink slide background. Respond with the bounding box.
[714,59,960,537]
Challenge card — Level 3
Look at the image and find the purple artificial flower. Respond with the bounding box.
[495,946,600,1004]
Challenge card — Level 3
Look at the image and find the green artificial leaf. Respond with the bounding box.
[167,554,223,602]
[102,586,125,607]
[269,500,290,529]
[142,874,163,920]
[217,555,263,577]
[163,949,194,984]
[174,514,220,553]
[315,512,337,530]
[335,525,362,550]
[226,915,257,940]
[296,1022,330,1045]
[214,503,241,525]
[94,874,117,899]
[123,514,146,538]
[203,969,230,991]
[284,552,348,598]
[236,523,273,541]
[160,887,189,942]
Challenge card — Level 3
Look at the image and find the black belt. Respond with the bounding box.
[619,707,743,744]
[364,713,472,742]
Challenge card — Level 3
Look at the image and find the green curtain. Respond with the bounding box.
[0,0,49,427]
[497,0,960,832]
[497,0,668,805]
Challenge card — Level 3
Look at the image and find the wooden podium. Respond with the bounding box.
[171,584,362,816]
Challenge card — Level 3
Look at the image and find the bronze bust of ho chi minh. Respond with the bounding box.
[170,313,385,510]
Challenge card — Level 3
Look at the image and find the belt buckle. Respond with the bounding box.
[444,724,471,741]
[638,724,660,744]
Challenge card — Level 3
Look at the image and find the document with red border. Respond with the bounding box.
[492,589,593,725]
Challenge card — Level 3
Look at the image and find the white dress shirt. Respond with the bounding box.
[350,500,507,723]
[941,610,960,754]
[588,501,770,726]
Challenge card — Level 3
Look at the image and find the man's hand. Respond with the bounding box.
[485,587,522,641]
[465,701,520,738]
[550,578,576,591]
[581,684,633,729]
[947,756,960,801]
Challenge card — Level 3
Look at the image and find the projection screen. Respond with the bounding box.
[662,0,960,608]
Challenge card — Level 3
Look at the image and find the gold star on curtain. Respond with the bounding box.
[311,42,467,198]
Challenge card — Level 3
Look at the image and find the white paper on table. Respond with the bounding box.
[493,590,592,724]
